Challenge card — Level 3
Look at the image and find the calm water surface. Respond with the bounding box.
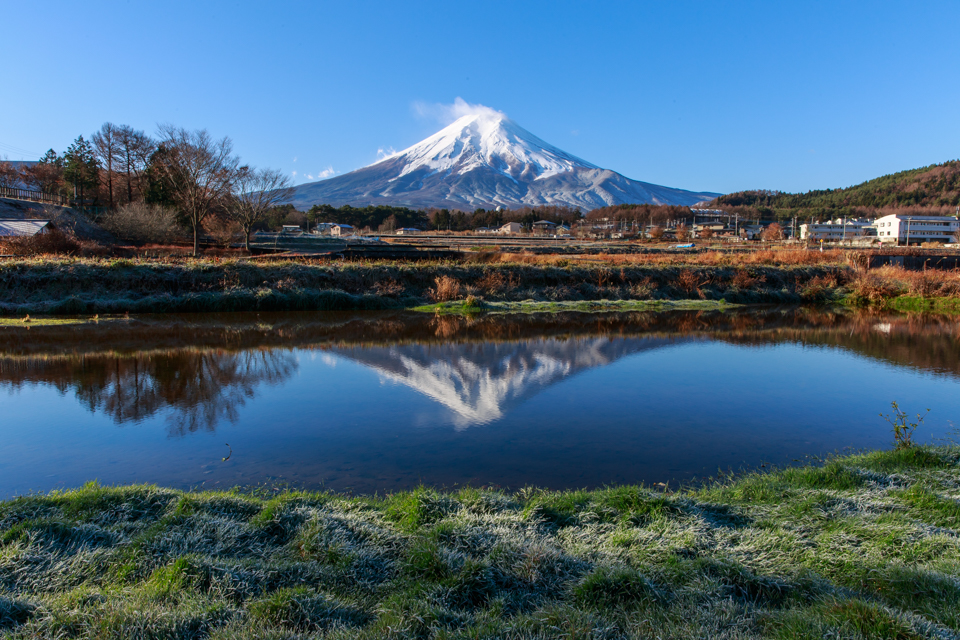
[1,308,958,496]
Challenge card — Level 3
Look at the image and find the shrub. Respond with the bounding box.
[3,229,79,256]
[100,201,182,244]
[881,401,929,450]
[675,269,702,293]
[427,276,461,302]
[476,270,513,294]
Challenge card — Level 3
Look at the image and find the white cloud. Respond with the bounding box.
[413,97,505,125]
[293,156,298,163]
[305,174,314,180]
[318,166,336,179]
[321,354,338,368]
[376,146,398,160]
[291,170,297,177]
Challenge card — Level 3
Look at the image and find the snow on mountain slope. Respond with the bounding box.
[287,111,719,211]
[385,112,597,182]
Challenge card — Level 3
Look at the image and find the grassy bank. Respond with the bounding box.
[1,447,959,638]
[0,258,846,316]
[411,298,736,315]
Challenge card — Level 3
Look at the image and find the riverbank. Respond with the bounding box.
[1,257,957,317]
[0,446,957,638]
[0,258,847,316]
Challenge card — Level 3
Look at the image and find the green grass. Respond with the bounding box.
[1,446,959,638]
[886,295,960,314]
[412,298,735,315]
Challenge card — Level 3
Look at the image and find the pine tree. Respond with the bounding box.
[63,136,100,210]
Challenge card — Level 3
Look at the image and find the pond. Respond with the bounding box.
[1,307,958,497]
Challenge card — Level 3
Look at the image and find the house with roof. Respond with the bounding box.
[330,223,354,237]
[312,222,337,236]
[0,219,55,238]
[531,220,557,234]
[395,228,421,235]
[498,222,523,235]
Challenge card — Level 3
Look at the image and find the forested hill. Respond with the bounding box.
[709,160,960,221]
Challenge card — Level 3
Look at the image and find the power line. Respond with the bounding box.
[0,141,46,159]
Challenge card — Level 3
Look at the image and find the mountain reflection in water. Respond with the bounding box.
[0,307,958,495]
[332,337,686,427]
[0,307,956,434]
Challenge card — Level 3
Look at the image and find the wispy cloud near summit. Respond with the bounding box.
[413,97,504,125]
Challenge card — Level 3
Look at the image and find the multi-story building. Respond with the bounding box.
[873,214,960,245]
[799,219,875,242]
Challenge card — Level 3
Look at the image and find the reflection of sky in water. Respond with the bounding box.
[0,313,959,497]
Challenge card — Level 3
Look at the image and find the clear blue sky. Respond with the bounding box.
[2,0,958,195]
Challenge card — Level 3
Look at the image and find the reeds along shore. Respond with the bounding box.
[0,446,958,638]
[2,250,958,315]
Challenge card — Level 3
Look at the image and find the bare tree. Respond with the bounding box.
[760,223,784,242]
[154,125,239,256]
[20,149,64,193]
[92,123,122,209]
[116,125,155,203]
[0,158,18,188]
[229,166,294,250]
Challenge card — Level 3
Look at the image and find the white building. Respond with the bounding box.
[873,214,960,245]
[799,218,874,242]
[330,224,354,237]
[498,222,522,235]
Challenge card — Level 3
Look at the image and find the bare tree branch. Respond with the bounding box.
[229,167,295,250]
[154,126,239,256]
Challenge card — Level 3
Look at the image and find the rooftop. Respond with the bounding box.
[0,219,53,237]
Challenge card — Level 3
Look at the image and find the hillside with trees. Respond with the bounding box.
[709,160,960,222]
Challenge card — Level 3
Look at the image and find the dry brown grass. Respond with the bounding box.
[474,270,518,295]
[731,269,766,289]
[675,269,702,293]
[426,275,462,302]
[496,248,844,268]
[1,230,80,256]
[868,265,960,297]
[372,278,406,297]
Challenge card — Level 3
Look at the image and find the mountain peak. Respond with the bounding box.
[287,110,720,210]
[374,111,598,183]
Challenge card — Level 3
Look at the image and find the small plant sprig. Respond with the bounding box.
[880,401,929,450]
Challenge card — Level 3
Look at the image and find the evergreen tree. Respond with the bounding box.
[63,136,100,209]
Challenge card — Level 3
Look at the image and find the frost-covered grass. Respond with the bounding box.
[0,257,844,316]
[1,446,959,638]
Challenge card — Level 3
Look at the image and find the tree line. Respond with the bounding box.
[0,123,293,255]
[253,203,587,235]
[709,161,960,223]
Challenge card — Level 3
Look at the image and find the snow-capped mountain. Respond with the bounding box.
[330,335,689,428]
[287,111,719,211]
